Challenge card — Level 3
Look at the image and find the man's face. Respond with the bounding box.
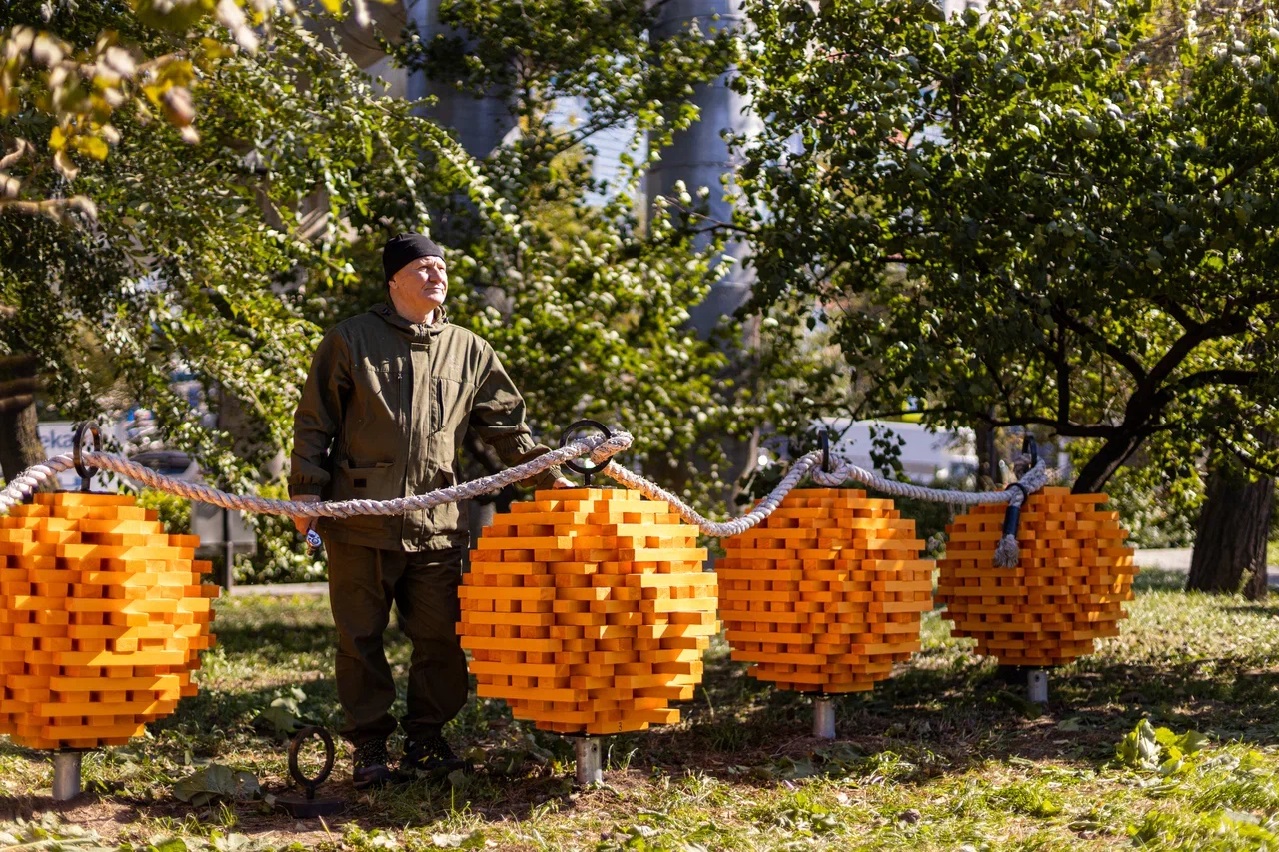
[389,255,448,316]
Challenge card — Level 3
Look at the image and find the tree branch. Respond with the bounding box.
[0,139,30,171]
[1153,296,1196,331]
[1142,311,1248,393]
[1220,432,1279,479]
[1050,302,1148,383]
[0,395,34,413]
[1155,368,1261,403]
[994,416,1119,439]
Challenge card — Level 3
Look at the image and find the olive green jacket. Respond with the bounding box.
[289,303,559,551]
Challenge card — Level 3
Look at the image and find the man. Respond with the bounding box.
[289,233,570,788]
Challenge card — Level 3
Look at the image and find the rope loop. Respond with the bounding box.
[809,462,847,487]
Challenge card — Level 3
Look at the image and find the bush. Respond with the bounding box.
[132,489,191,535]
[237,483,327,586]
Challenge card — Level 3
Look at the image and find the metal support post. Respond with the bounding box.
[813,696,836,739]
[52,751,82,801]
[221,508,235,592]
[574,736,603,786]
[1028,669,1049,704]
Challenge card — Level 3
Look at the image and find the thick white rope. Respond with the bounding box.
[0,432,1049,562]
[0,432,634,519]
[601,454,1047,541]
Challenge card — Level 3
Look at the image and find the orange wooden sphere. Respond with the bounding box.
[0,492,218,750]
[458,487,717,735]
[936,487,1136,667]
[719,488,933,694]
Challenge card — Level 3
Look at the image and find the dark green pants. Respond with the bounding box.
[323,539,469,747]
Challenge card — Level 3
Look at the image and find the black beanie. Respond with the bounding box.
[382,233,444,283]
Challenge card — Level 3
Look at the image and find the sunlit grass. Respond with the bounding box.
[6,575,1279,850]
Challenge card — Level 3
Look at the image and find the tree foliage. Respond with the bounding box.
[1,3,483,491]
[1,0,765,580]
[735,0,1279,494]
[0,0,295,219]
[397,0,750,504]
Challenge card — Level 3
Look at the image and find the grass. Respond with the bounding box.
[5,568,1279,850]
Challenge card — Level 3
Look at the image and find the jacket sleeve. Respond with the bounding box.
[289,328,353,498]
[470,344,563,490]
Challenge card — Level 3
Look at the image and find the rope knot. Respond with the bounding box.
[993,481,1031,568]
[810,462,847,487]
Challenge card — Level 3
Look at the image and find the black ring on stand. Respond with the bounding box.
[819,430,832,473]
[72,421,102,491]
[288,726,336,795]
[559,420,614,485]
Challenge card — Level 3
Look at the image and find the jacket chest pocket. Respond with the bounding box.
[431,377,470,437]
[356,362,404,428]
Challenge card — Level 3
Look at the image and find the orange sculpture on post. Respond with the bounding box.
[719,488,934,693]
[458,487,717,735]
[936,486,1136,666]
[0,492,218,750]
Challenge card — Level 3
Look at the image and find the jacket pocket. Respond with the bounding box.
[331,460,397,535]
[353,363,402,435]
[429,467,462,535]
[430,377,469,437]
[335,459,395,498]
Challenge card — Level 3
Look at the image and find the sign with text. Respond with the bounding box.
[37,421,126,490]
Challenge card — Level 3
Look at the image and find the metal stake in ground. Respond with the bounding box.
[52,751,82,801]
[573,736,604,786]
[812,697,836,740]
[1028,669,1049,704]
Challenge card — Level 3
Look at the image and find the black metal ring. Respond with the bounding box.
[819,429,832,473]
[288,726,335,790]
[1005,482,1030,501]
[559,420,614,476]
[72,421,102,489]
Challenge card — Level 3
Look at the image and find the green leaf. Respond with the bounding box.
[1175,730,1209,755]
[1117,719,1163,769]
[171,765,263,806]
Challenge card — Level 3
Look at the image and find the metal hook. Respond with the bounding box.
[1021,434,1039,468]
[558,420,614,488]
[72,421,101,492]
[819,429,832,473]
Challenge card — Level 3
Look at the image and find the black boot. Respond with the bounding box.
[352,739,393,789]
[401,734,470,778]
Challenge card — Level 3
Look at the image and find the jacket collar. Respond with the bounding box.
[372,302,450,339]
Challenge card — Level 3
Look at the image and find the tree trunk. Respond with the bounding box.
[0,354,44,484]
[1187,448,1273,599]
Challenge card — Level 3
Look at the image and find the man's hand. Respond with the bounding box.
[291,494,320,536]
[552,477,575,489]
